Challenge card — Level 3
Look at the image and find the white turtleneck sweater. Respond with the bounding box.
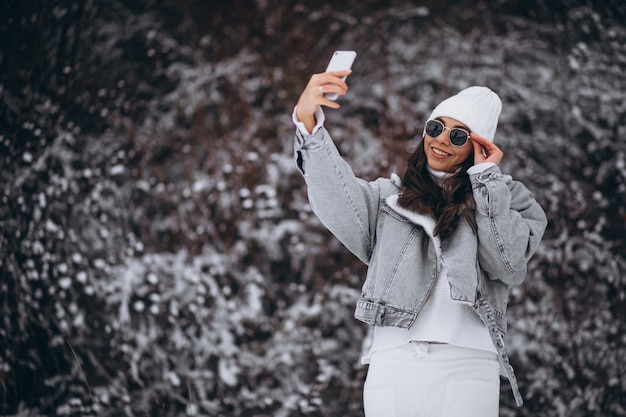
[361,166,496,363]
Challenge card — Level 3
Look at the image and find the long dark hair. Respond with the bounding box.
[397,139,477,238]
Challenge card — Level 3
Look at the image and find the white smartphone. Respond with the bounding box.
[323,50,357,100]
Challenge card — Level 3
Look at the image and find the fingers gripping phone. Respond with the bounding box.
[324,50,357,100]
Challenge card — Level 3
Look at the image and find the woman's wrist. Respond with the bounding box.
[467,162,496,175]
[298,113,316,134]
[293,106,325,136]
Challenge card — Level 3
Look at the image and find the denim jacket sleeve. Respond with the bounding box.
[470,165,548,285]
[294,127,387,265]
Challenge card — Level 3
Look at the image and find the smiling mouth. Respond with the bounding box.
[431,147,451,157]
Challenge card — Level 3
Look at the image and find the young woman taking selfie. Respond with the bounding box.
[292,64,547,417]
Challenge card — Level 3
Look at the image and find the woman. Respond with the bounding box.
[292,69,547,417]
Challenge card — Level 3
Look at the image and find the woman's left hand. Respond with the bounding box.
[471,134,503,165]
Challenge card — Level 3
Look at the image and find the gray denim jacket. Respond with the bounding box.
[295,126,547,406]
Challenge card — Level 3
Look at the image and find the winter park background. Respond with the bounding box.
[1,0,625,416]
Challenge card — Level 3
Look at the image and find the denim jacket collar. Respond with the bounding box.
[385,194,441,259]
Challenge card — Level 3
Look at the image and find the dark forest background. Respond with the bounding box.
[1,0,625,416]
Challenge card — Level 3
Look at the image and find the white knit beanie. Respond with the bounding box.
[426,86,502,142]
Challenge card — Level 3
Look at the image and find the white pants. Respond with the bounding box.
[364,342,501,417]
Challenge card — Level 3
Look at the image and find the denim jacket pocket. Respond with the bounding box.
[360,205,437,318]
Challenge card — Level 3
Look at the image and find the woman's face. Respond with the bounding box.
[423,116,473,172]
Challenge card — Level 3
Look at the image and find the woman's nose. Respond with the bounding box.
[434,131,451,145]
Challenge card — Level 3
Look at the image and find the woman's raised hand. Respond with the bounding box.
[295,70,351,133]
[471,133,504,166]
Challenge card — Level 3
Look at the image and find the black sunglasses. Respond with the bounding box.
[425,119,471,147]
